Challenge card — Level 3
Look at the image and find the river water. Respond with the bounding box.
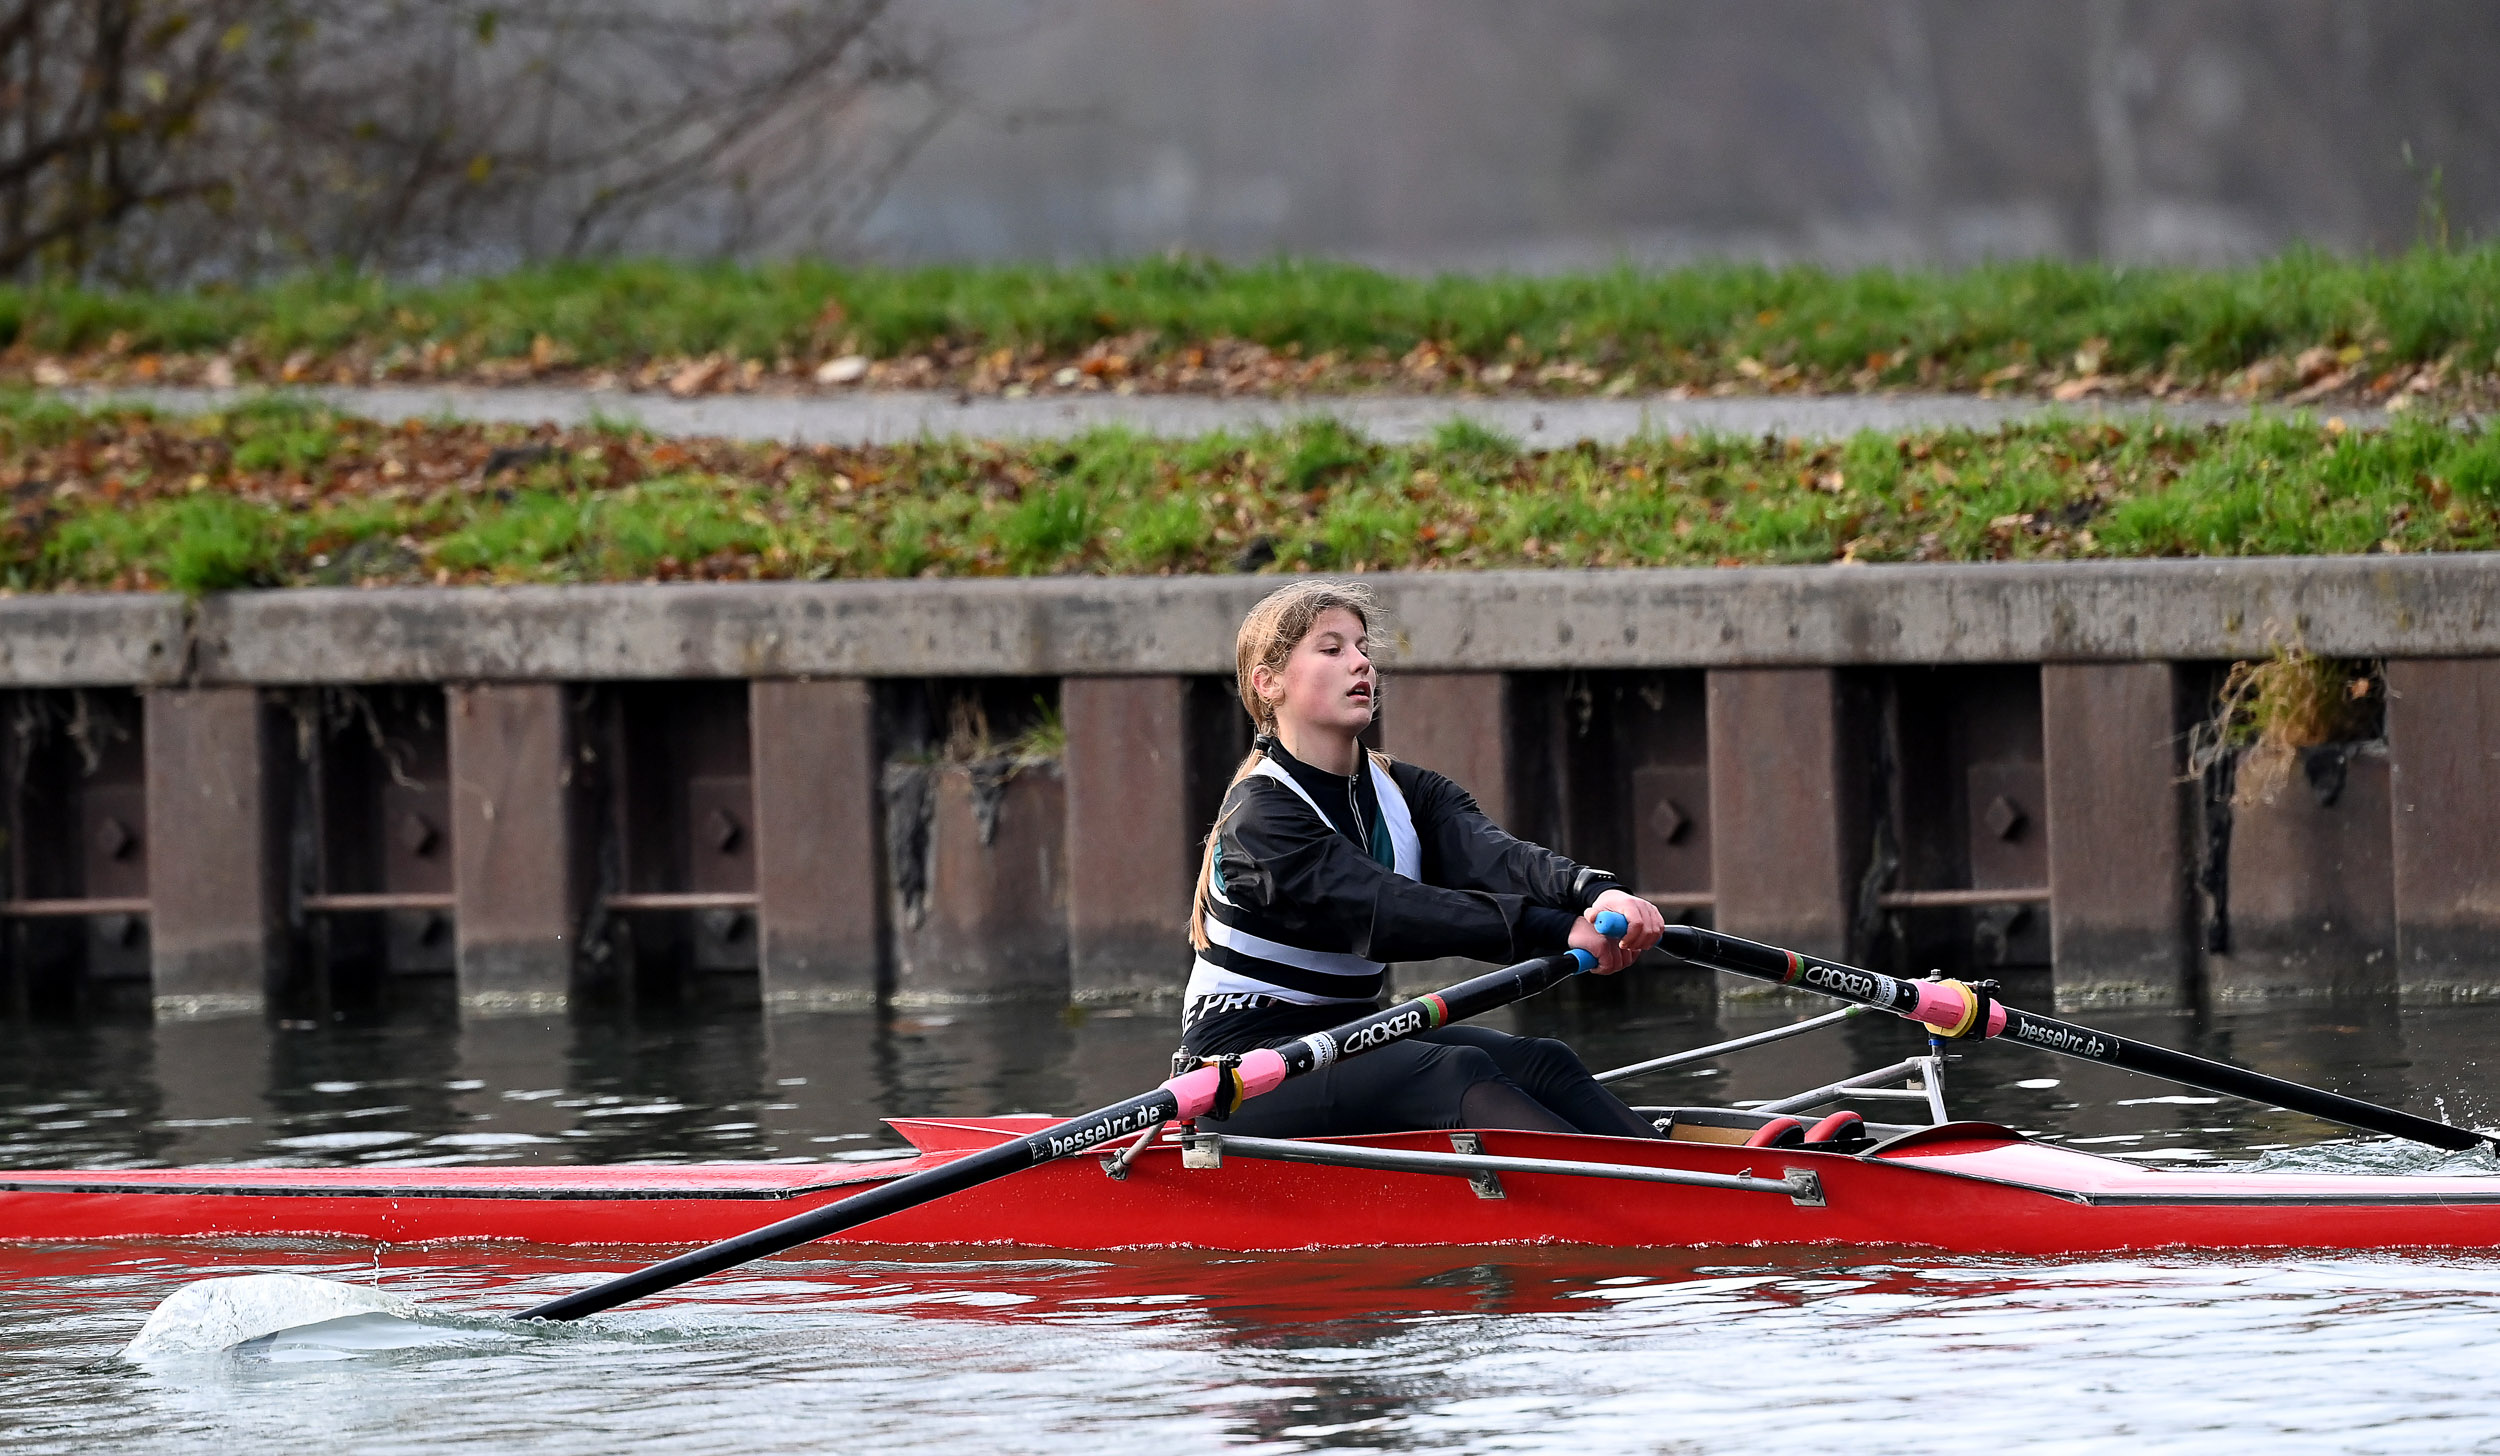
[6,983,2500,1453]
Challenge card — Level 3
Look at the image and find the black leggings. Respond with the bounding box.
[1180,1006,1661,1140]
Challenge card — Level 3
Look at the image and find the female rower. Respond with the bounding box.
[1180,579,1670,1139]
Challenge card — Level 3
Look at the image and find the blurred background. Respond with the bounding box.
[15,0,2496,284]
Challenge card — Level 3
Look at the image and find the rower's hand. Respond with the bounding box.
[1569,915,1636,974]
[1588,890,1665,957]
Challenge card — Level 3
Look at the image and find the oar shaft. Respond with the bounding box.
[520,933,1612,1322]
[518,1088,1173,1322]
[1660,924,2486,1153]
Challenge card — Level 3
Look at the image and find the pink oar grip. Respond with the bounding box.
[1907,980,2007,1037]
[1161,1048,1293,1120]
[1236,1047,1289,1098]
[1906,980,1962,1026]
[1163,1066,1222,1120]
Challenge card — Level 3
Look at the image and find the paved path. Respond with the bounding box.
[86,383,2384,446]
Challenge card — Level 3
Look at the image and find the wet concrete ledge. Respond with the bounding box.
[4,553,2497,687]
[0,593,187,686]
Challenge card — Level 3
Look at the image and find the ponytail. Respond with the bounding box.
[1188,748,1266,951]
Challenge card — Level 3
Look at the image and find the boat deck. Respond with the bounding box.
[8,1114,2500,1255]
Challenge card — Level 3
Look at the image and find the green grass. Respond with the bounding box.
[5,248,2500,391]
[3,395,2495,594]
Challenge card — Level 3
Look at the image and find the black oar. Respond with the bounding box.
[1658,924,2493,1153]
[520,912,1630,1321]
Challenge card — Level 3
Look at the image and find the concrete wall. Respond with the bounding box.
[63,554,2500,687]
[9,555,2500,1017]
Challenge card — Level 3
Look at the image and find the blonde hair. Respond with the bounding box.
[1189,580,1381,950]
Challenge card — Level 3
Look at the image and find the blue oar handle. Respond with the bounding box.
[1569,909,1632,971]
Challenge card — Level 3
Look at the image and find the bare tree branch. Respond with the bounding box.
[0,0,948,280]
[0,0,260,277]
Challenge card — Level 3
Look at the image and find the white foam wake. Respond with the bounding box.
[124,1272,416,1360]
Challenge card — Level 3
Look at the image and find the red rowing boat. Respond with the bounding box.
[11,1109,2500,1257]
[31,933,2500,1281]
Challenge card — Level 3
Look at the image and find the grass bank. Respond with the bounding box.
[3,396,2495,595]
[2,250,2498,405]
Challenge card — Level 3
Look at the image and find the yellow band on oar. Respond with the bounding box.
[1919,979,1984,1039]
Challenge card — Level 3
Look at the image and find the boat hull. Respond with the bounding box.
[8,1119,2500,1255]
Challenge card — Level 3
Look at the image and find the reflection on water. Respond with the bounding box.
[6,976,2498,1171]
[9,977,2500,1452]
[10,1239,2500,1453]
[0,1000,1188,1171]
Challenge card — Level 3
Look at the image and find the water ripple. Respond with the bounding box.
[8,1243,2500,1454]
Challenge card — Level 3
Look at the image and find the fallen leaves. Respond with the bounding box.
[0,331,2486,413]
[666,356,729,397]
[0,400,2491,595]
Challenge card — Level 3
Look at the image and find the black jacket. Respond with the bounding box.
[1203,743,1615,979]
